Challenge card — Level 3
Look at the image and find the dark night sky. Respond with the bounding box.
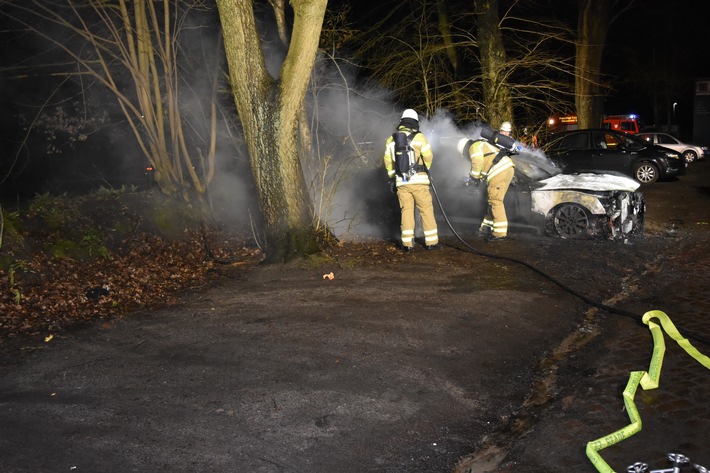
[601,0,710,133]
[343,0,710,136]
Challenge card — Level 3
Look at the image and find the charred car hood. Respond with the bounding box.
[530,171,645,241]
[535,173,640,192]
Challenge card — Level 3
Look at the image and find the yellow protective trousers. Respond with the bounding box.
[480,166,515,237]
[397,183,438,248]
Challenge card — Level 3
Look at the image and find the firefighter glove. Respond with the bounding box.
[388,178,397,194]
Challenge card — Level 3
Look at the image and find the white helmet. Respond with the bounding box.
[457,138,471,156]
[500,121,512,133]
[401,109,419,121]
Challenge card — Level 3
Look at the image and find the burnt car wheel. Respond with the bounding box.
[633,162,659,184]
[549,203,590,239]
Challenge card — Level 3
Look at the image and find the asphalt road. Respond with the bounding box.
[2,162,710,473]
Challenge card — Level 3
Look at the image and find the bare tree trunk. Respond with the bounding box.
[216,0,327,263]
[437,0,471,118]
[354,1,574,127]
[268,0,288,45]
[475,0,513,127]
[575,0,611,128]
[576,0,634,128]
[437,0,457,72]
[266,0,315,178]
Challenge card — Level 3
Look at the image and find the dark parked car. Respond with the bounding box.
[543,129,686,184]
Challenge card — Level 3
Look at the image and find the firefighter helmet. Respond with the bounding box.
[457,138,473,156]
[500,121,512,133]
[401,109,419,121]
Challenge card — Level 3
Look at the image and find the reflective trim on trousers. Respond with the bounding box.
[401,229,414,245]
[424,228,438,244]
[492,221,508,236]
[480,218,494,230]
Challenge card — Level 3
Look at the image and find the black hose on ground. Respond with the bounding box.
[425,170,710,348]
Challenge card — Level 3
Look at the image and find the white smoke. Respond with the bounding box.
[305,72,564,241]
[202,8,562,242]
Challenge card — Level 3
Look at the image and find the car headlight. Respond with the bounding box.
[664,151,682,160]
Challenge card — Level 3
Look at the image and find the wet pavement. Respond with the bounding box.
[470,163,710,473]
[1,163,710,473]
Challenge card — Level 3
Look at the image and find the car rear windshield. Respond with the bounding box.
[551,132,589,150]
[618,133,647,150]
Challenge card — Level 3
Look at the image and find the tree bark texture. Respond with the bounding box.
[437,0,457,73]
[575,0,611,128]
[475,0,513,129]
[216,0,326,262]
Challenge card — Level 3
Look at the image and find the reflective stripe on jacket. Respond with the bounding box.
[470,140,515,181]
[486,156,515,180]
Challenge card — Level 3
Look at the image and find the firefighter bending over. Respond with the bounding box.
[383,109,440,252]
[457,121,516,241]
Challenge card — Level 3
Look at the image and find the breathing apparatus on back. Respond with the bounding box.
[392,109,423,182]
[457,124,521,158]
[480,126,521,153]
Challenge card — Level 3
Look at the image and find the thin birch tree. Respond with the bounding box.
[1,0,219,203]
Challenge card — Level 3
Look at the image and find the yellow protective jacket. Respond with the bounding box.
[469,140,515,181]
[383,126,433,186]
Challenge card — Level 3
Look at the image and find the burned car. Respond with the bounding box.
[432,150,646,240]
[524,170,645,239]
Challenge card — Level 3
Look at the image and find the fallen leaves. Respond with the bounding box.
[0,194,263,345]
[1,230,263,344]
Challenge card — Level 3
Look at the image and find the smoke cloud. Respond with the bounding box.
[311,89,562,241]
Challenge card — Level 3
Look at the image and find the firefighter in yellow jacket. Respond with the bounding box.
[457,121,516,241]
[383,109,440,252]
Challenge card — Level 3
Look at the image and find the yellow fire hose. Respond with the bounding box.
[585,310,710,472]
[428,172,710,470]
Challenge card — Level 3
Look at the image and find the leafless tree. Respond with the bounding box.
[475,0,513,128]
[216,0,329,262]
[354,1,473,119]
[1,0,220,203]
[575,0,634,128]
[354,0,575,133]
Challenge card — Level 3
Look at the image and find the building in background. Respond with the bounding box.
[693,79,710,146]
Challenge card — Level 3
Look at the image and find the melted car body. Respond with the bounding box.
[434,150,645,241]
[527,172,645,240]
